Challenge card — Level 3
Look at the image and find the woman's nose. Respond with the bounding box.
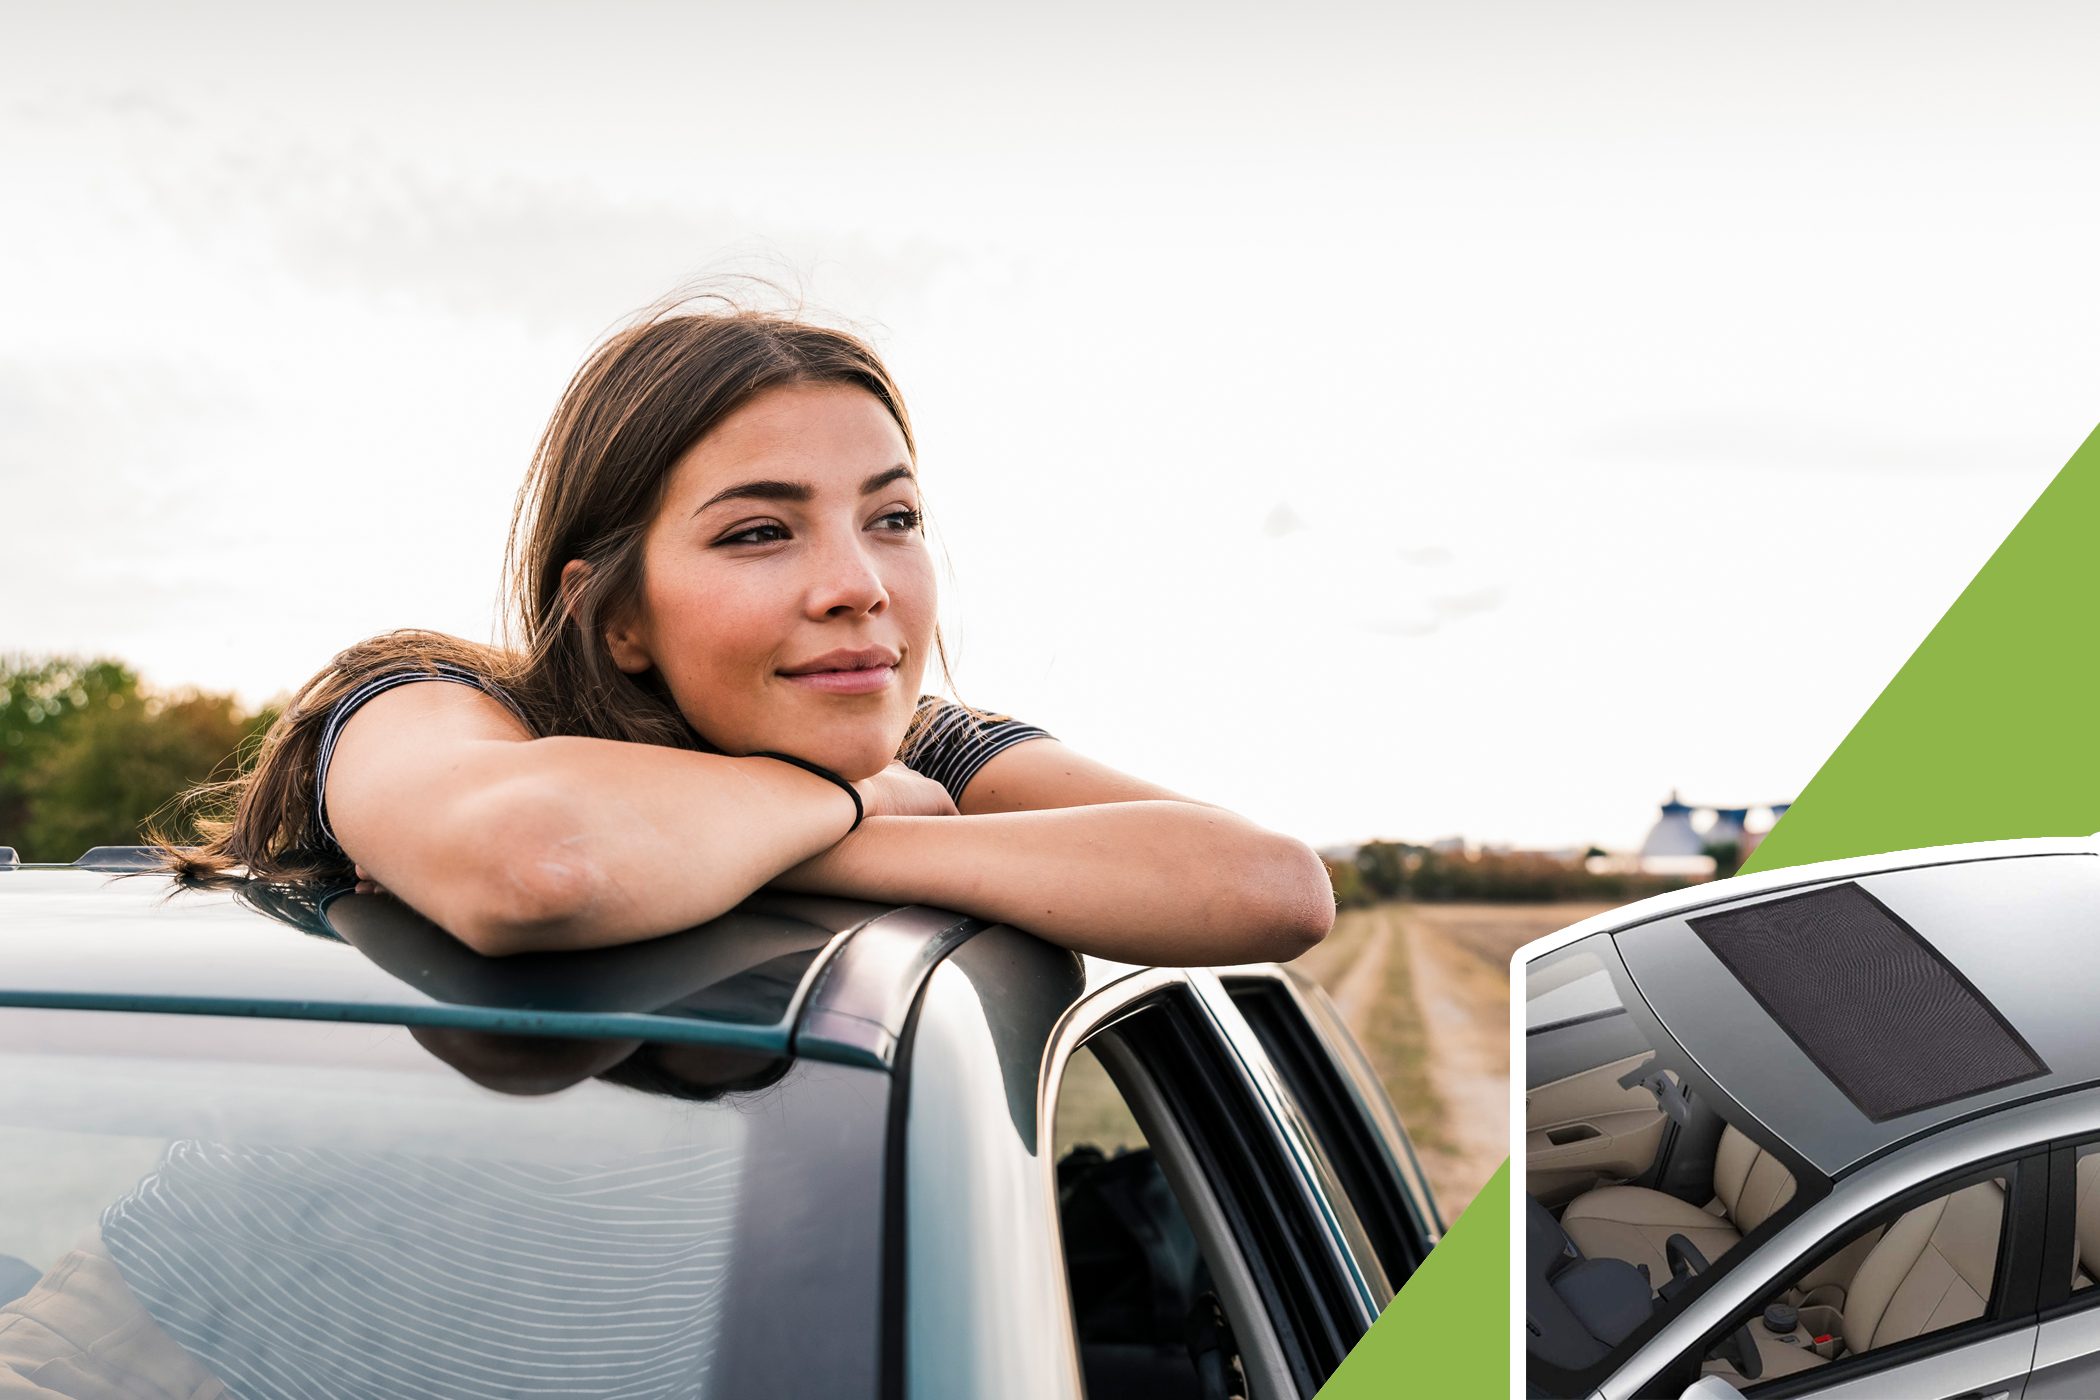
[805,532,889,618]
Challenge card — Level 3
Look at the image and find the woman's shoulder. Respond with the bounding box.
[309,632,528,853]
[898,694,1056,804]
[903,693,1048,738]
[315,630,515,698]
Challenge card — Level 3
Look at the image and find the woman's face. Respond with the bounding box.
[600,381,936,780]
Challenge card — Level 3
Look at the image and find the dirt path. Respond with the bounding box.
[1327,906,1392,1028]
[1308,901,1613,1223]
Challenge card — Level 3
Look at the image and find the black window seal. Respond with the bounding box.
[1219,976,1433,1288]
[1526,1005,1626,1037]
[2035,1135,2100,1320]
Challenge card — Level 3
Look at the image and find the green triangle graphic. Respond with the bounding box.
[1317,1161,1509,1396]
[1319,425,2097,1395]
[1743,423,2100,872]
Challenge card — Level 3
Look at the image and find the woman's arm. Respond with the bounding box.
[767,800,1336,966]
[955,736,1226,814]
[327,681,892,955]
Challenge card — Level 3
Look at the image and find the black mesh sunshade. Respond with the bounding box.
[1688,882,2047,1123]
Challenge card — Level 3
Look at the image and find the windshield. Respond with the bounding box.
[0,1007,888,1397]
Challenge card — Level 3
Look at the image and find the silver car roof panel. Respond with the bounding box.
[0,867,978,1066]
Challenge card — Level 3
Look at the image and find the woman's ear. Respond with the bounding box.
[560,558,654,674]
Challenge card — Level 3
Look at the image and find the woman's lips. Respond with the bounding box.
[779,664,896,695]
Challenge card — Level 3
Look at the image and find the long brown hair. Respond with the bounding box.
[161,296,965,883]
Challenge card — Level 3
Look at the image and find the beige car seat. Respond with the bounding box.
[1712,1177,2005,1387]
[2071,1153,2100,1290]
[1559,1125,1796,1286]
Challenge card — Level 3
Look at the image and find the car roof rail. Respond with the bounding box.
[74,846,172,872]
[0,847,16,869]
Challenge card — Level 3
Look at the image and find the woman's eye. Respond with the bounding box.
[718,523,789,546]
[879,507,925,532]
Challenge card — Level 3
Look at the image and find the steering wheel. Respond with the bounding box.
[1665,1234,1762,1381]
[1665,1232,1710,1283]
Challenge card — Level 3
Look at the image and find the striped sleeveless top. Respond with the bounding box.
[313,664,1052,856]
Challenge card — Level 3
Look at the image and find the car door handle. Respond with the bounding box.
[1950,1391,2010,1400]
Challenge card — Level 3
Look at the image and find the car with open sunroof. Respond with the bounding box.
[1525,834,2100,1400]
[0,844,1439,1400]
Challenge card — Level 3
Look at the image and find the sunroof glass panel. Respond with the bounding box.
[1688,882,2046,1123]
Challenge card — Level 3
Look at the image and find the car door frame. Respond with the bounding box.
[1039,965,1388,1397]
[1217,964,1444,1289]
[2023,1129,2100,1396]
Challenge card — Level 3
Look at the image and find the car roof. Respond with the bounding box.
[0,858,1129,1072]
[1557,834,2100,1177]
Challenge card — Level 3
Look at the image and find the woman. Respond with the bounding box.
[165,298,1334,966]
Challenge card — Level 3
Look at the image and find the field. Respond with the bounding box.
[1296,900,1613,1224]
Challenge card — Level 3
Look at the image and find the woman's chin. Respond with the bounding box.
[768,729,904,782]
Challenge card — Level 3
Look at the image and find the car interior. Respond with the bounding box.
[1052,1039,1281,1400]
[1524,941,1960,1390]
[1529,1072,2008,1392]
[1524,921,2078,1393]
[2075,1147,2100,1292]
[1698,1174,2005,1387]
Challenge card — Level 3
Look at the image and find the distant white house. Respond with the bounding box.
[1606,792,1794,877]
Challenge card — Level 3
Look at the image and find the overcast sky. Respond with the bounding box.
[4,2,2096,850]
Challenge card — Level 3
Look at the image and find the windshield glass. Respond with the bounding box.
[0,1007,887,1397]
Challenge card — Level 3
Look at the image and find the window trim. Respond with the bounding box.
[1219,972,1436,1293]
[1077,1031,1298,1400]
[2036,1134,2100,1320]
[1655,1150,2048,1398]
[1041,972,1377,1396]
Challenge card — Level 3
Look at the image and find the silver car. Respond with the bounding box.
[0,845,1439,1399]
[1525,834,2100,1400]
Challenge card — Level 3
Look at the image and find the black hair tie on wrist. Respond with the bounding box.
[751,751,864,832]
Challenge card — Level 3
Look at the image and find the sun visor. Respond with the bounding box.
[1688,882,2047,1123]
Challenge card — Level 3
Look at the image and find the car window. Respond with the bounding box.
[1692,1170,2013,1393]
[1051,1043,1245,1400]
[1527,945,1624,1031]
[1222,975,1432,1293]
[1070,989,1377,1395]
[0,1007,888,1398]
[2067,1141,2100,1298]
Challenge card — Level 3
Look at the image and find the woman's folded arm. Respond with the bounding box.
[766,801,1336,966]
[327,683,863,956]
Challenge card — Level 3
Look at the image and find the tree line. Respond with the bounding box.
[0,655,273,862]
[1325,839,1693,907]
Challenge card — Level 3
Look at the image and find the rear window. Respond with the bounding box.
[1525,944,1629,1032]
[0,1008,888,1397]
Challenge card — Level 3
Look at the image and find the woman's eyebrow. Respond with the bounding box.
[693,464,915,515]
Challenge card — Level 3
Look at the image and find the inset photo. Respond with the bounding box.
[1521,835,2100,1400]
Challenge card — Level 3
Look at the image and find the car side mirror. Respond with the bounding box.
[1677,1377,1741,1399]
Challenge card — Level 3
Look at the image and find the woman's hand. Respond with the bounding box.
[767,764,952,897]
[852,761,958,820]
